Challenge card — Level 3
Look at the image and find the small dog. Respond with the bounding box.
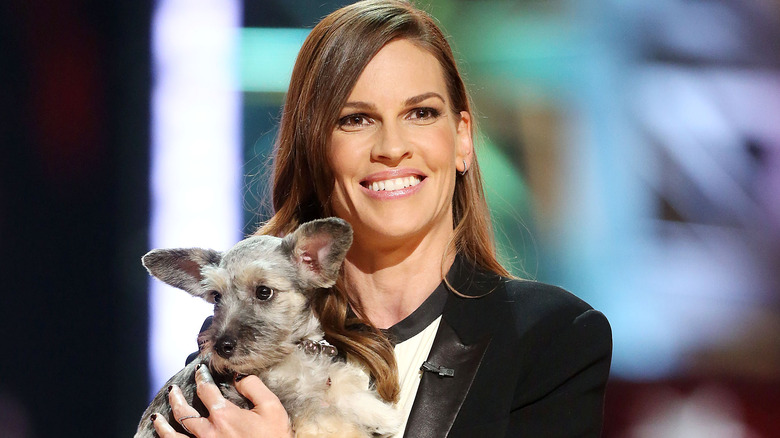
[135,218,400,438]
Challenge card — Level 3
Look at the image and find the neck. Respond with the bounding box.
[343,227,456,329]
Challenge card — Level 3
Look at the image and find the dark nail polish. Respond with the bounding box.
[234,372,248,382]
[196,363,202,370]
[197,364,215,384]
[150,413,158,422]
[167,385,173,393]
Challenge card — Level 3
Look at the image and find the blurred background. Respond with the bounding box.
[1,0,778,436]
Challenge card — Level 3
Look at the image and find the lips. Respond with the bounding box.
[360,169,426,190]
[359,170,426,198]
[363,175,422,192]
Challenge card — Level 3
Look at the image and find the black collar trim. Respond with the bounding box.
[383,282,448,345]
[373,255,505,345]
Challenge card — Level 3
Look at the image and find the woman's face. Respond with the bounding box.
[328,39,473,252]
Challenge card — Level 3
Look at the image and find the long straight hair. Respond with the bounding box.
[257,0,509,402]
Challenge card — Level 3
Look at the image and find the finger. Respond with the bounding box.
[234,374,284,414]
[168,385,208,435]
[195,364,229,412]
[150,412,189,438]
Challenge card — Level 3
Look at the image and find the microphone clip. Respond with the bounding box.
[421,360,455,377]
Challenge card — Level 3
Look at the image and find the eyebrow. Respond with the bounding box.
[342,92,446,111]
[404,92,445,107]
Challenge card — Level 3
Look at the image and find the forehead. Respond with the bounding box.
[221,236,294,276]
[201,236,298,291]
[347,39,447,103]
[221,236,283,264]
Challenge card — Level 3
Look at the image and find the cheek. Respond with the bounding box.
[420,128,458,168]
[328,137,359,181]
[327,139,356,216]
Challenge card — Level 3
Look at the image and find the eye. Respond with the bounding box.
[255,285,274,301]
[407,107,440,123]
[210,291,222,304]
[337,113,372,131]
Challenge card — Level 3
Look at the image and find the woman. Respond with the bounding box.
[152,0,612,436]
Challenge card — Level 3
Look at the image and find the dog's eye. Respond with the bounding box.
[255,285,274,301]
[210,291,222,304]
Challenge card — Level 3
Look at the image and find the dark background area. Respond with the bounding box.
[1,0,151,436]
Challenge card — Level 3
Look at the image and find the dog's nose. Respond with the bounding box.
[215,337,237,358]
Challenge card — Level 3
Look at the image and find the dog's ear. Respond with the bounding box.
[142,248,222,298]
[282,217,353,289]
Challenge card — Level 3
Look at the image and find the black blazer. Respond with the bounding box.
[404,258,613,437]
[187,258,612,437]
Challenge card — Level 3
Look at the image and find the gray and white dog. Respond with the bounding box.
[135,218,400,438]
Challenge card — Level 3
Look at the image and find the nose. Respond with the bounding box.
[371,123,411,164]
[215,336,237,358]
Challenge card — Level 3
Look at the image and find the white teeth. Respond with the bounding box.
[367,176,421,191]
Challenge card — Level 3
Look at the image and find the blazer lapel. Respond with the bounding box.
[403,257,504,437]
[403,319,490,437]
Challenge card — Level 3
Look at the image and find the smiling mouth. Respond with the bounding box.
[362,175,423,192]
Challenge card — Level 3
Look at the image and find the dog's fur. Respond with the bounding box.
[134,218,400,438]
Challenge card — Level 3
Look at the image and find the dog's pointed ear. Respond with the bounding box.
[282,218,353,289]
[142,248,222,298]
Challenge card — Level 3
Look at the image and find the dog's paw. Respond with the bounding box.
[294,415,367,438]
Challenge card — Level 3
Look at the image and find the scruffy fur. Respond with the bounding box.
[134,218,400,438]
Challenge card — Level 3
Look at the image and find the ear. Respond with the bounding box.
[281,217,353,289]
[455,111,474,173]
[142,248,222,298]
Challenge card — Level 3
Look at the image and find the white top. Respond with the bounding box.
[391,315,442,437]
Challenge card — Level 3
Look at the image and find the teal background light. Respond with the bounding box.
[478,136,536,278]
[239,27,310,93]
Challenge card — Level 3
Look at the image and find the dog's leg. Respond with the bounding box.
[323,363,401,437]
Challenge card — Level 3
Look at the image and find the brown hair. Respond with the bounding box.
[256,0,509,402]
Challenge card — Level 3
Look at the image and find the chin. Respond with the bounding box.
[364,213,447,245]
[334,197,452,247]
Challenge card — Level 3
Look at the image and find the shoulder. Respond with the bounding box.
[444,257,610,344]
[495,279,612,351]
[466,276,611,344]
[502,279,596,321]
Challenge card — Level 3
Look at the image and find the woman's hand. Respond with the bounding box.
[151,365,293,438]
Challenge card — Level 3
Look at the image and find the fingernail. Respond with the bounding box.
[150,413,158,422]
[196,364,214,384]
[234,372,248,382]
[167,385,173,393]
[169,385,186,405]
